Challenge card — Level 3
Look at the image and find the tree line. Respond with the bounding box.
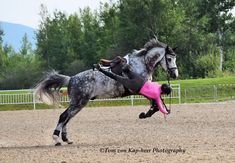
[0,0,235,89]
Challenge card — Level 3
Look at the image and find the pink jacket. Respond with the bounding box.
[139,81,169,114]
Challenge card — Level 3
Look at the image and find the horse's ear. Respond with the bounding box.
[172,47,178,52]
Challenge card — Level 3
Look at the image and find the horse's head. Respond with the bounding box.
[159,46,178,79]
[138,38,178,79]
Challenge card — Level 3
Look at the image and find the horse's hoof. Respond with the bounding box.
[53,134,61,146]
[66,141,73,145]
[55,142,62,146]
[63,139,73,144]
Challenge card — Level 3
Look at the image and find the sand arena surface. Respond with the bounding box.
[0,101,234,163]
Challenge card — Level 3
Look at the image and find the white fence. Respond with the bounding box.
[184,84,235,102]
[0,84,181,109]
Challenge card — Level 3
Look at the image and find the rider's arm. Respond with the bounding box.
[155,96,169,115]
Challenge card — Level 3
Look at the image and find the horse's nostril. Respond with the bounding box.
[171,73,176,79]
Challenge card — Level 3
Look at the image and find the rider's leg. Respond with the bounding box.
[150,99,159,112]
[98,66,144,93]
[122,64,138,79]
[98,65,125,80]
[139,99,159,119]
[145,106,159,117]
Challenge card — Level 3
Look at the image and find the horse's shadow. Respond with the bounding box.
[0,141,123,150]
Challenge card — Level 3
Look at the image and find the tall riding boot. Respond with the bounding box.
[139,100,159,119]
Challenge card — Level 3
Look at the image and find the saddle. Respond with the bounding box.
[100,56,127,75]
[100,56,132,97]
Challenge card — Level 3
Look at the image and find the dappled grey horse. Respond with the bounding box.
[34,38,178,146]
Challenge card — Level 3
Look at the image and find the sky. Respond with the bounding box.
[0,0,234,29]
[0,0,114,29]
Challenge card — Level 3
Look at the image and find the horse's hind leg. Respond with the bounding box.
[52,97,89,146]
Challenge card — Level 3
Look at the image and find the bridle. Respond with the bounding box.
[143,46,178,76]
[164,47,178,76]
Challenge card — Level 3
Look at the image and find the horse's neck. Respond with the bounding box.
[128,55,152,80]
[145,47,165,71]
[130,47,166,80]
[124,47,165,81]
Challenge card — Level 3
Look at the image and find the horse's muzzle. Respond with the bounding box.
[169,68,178,79]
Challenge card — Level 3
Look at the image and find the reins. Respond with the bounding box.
[167,73,172,114]
[162,74,172,121]
[164,48,173,118]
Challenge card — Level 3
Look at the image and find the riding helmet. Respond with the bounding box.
[161,84,172,95]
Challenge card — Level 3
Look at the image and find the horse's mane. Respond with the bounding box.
[144,38,167,50]
[135,38,167,56]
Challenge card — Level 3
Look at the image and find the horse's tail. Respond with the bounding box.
[34,70,71,105]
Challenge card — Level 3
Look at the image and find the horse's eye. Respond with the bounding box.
[167,58,172,62]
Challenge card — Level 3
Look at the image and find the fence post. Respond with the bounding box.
[178,84,181,104]
[131,95,134,107]
[213,85,217,102]
[184,89,187,103]
[33,92,36,110]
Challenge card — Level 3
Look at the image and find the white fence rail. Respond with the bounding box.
[0,84,181,109]
[184,84,235,102]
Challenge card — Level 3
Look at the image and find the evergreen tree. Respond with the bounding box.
[20,33,32,56]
